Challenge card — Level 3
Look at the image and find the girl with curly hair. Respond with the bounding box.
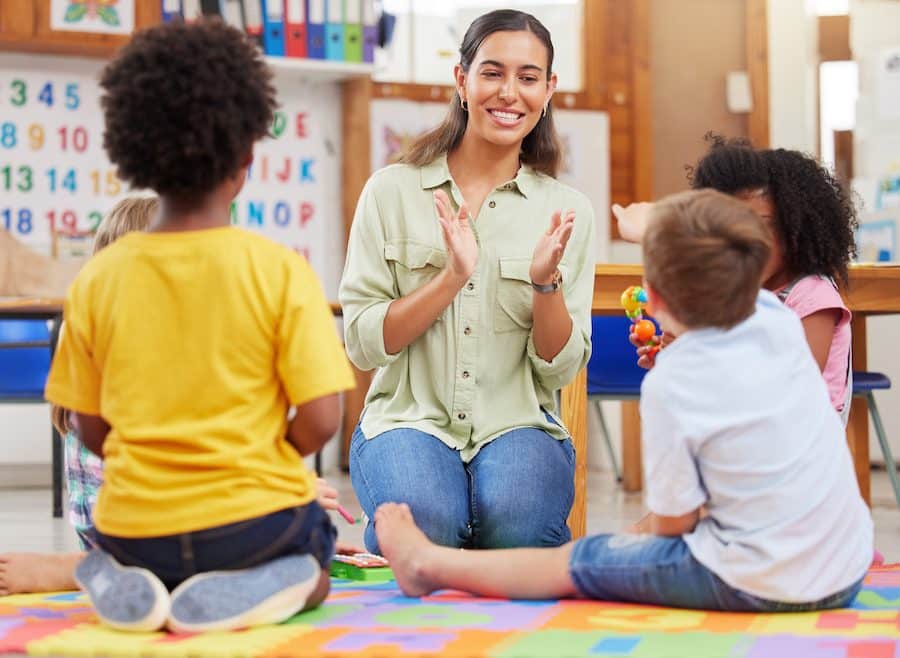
[618,135,858,423]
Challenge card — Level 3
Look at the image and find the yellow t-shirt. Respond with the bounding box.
[45,226,355,538]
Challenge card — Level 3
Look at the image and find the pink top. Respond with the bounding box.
[779,275,851,414]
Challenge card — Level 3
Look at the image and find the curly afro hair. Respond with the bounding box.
[99,18,277,200]
[688,133,858,285]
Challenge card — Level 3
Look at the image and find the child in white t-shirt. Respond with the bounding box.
[373,189,873,611]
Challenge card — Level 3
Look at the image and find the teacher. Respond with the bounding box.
[339,9,595,553]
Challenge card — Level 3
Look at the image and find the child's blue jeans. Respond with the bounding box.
[350,423,575,553]
[569,533,863,611]
[93,502,335,591]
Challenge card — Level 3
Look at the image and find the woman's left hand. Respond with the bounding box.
[530,210,575,284]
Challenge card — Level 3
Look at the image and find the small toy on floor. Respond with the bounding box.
[330,553,393,581]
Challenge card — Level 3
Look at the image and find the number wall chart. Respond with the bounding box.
[0,53,345,296]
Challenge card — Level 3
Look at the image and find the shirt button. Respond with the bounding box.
[464,326,472,335]
[467,282,475,291]
[458,412,467,421]
[462,371,470,379]
[488,200,496,208]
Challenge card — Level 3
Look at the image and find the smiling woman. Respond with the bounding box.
[339,9,596,555]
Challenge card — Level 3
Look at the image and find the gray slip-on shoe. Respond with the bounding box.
[74,550,170,632]
[167,554,321,633]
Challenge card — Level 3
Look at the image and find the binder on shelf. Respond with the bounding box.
[324,0,344,61]
[343,0,362,62]
[161,0,181,21]
[242,0,265,49]
[261,0,285,56]
[307,0,326,59]
[219,0,245,30]
[181,0,203,19]
[361,0,375,63]
[199,0,221,16]
[284,0,307,58]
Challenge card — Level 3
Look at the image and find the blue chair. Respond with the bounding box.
[0,318,63,517]
[0,319,51,400]
[587,316,650,482]
[852,371,900,506]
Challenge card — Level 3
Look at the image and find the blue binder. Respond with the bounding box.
[324,0,344,61]
[261,0,285,56]
[307,0,326,59]
[161,0,181,21]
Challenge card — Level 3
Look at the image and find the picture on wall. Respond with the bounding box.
[50,0,135,35]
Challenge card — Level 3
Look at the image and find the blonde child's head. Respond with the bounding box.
[51,195,158,434]
[92,196,158,254]
[643,189,771,331]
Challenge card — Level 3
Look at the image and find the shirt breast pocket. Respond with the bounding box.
[385,240,448,319]
[494,258,534,333]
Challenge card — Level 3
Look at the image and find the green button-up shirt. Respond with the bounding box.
[339,154,595,461]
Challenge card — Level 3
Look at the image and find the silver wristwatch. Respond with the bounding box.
[531,269,562,293]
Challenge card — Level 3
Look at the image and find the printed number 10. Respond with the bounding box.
[58,126,88,152]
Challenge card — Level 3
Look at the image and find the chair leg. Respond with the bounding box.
[593,400,622,482]
[50,313,64,518]
[52,423,63,518]
[866,392,900,507]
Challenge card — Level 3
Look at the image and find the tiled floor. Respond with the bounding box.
[2,466,898,561]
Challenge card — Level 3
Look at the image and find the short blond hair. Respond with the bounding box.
[92,196,158,254]
[643,189,771,330]
[51,195,159,434]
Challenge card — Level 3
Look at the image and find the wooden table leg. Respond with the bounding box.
[621,400,642,492]
[340,363,372,472]
[847,315,871,505]
[562,368,588,538]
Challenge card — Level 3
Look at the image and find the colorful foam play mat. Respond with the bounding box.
[1,565,898,657]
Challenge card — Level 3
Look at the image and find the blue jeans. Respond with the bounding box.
[350,423,575,553]
[93,503,336,591]
[570,533,864,611]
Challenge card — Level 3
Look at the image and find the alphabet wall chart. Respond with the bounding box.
[0,53,344,296]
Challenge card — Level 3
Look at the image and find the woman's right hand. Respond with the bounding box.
[434,189,478,283]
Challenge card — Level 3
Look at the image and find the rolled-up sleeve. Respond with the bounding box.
[526,199,595,391]
[339,178,401,371]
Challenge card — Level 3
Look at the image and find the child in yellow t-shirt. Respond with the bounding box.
[44,19,355,633]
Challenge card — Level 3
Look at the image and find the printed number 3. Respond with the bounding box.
[10,80,26,106]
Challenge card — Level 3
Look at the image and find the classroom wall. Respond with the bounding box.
[850,0,900,463]
[649,0,749,199]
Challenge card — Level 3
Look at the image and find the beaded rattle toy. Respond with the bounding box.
[620,285,660,357]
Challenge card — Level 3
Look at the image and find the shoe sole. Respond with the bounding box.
[74,550,170,632]
[167,554,321,633]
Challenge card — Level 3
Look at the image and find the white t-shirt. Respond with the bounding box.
[640,291,872,602]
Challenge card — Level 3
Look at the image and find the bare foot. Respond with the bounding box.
[0,552,84,595]
[374,503,442,597]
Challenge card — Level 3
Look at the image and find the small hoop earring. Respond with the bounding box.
[460,98,468,112]
[542,105,547,118]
